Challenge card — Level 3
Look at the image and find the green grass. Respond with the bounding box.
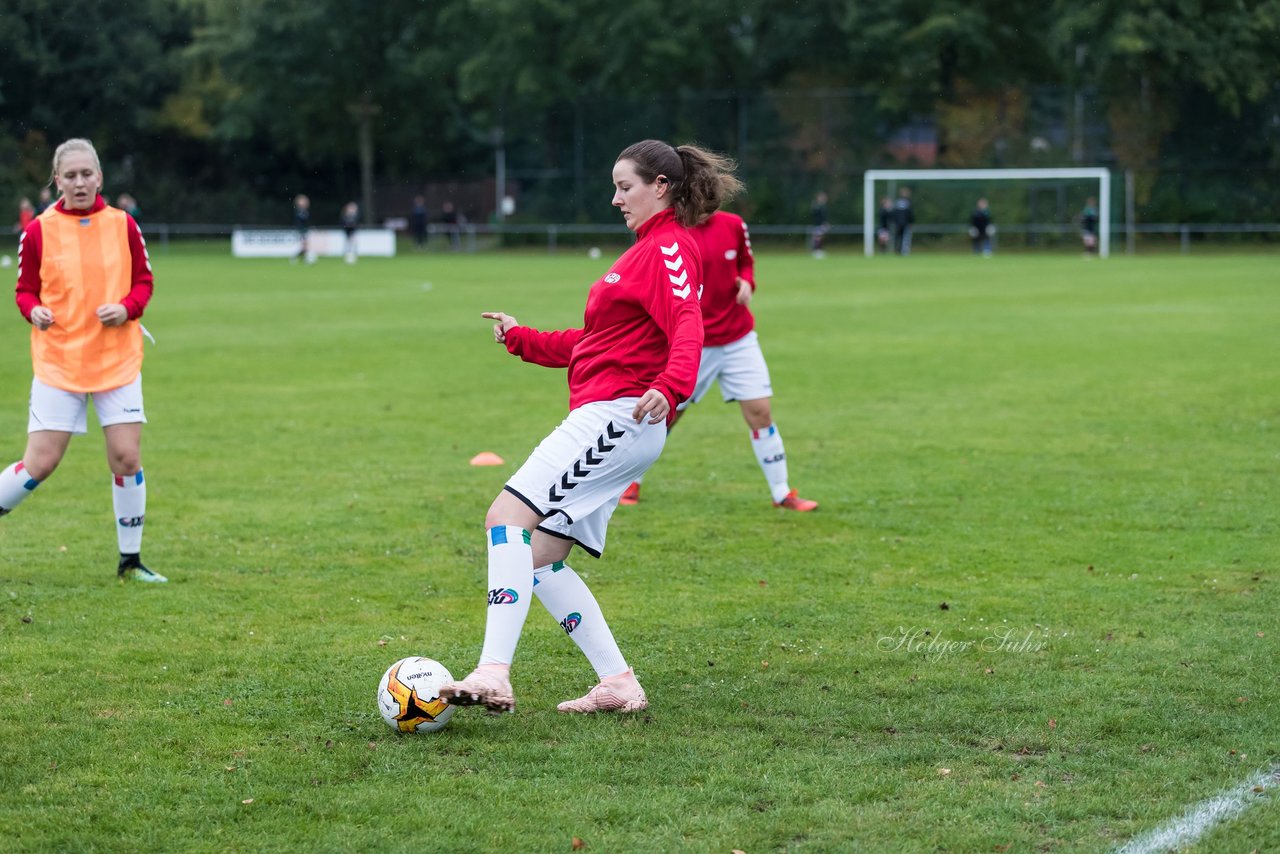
[0,247,1276,852]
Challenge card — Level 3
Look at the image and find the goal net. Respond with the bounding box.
[862,168,1112,257]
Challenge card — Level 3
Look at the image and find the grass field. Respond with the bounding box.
[1,246,1276,852]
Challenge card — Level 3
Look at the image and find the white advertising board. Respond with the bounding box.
[232,228,396,258]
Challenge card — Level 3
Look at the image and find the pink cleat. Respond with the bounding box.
[558,670,648,714]
[618,482,641,505]
[438,666,516,713]
[774,489,818,512]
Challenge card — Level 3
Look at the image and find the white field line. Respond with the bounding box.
[1115,765,1280,853]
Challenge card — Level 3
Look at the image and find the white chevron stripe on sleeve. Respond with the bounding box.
[660,241,679,256]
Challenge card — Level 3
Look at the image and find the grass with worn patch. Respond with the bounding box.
[0,247,1276,852]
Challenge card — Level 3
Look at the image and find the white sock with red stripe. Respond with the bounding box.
[750,424,791,502]
[112,470,146,554]
[477,526,534,667]
[533,561,629,679]
[0,461,41,515]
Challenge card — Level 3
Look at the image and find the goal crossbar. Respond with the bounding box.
[863,167,1111,257]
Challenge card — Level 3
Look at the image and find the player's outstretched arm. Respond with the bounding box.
[481,311,518,344]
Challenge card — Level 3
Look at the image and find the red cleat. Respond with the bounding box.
[618,482,641,505]
[773,489,818,512]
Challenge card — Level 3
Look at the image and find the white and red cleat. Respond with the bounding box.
[774,489,818,512]
[438,666,516,713]
[618,482,641,506]
[557,670,648,714]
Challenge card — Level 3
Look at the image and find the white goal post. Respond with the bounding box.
[863,167,1112,257]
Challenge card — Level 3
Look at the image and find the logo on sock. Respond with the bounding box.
[560,612,582,634]
[762,453,785,464]
[488,587,520,605]
[118,515,145,528]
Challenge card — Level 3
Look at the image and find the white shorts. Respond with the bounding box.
[505,399,665,557]
[686,330,773,407]
[28,375,146,435]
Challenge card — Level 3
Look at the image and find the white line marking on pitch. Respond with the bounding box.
[1116,764,1280,853]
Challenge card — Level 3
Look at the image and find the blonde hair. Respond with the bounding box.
[51,138,102,181]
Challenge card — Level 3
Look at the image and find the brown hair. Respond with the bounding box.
[616,140,743,227]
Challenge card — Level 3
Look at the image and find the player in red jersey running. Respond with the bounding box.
[439,140,742,715]
[619,210,818,512]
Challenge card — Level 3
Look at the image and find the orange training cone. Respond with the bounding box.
[470,452,505,466]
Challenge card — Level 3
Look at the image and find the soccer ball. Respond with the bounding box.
[376,656,456,733]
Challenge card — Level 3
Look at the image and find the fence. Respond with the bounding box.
[134,222,1280,255]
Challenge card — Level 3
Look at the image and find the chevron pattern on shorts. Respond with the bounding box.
[548,420,627,504]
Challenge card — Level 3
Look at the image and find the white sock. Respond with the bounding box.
[477,526,534,667]
[112,470,146,554]
[533,561,629,679]
[0,461,41,515]
[751,424,791,502]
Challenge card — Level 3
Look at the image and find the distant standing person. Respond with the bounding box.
[892,187,914,255]
[619,208,819,512]
[116,193,140,221]
[441,201,462,251]
[410,195,428,248]
[3,138,164,582]
[341,201,359,264]
[969,198,994,257]
[810,191,830,258]
[1080,197,1099,255]
[877,197,893,253]
[35,187,52,214]
[438,140,741,717]
[293,194,313,263]
[16,198,36,234]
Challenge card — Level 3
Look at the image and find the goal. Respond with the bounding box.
[862,167,1112,257]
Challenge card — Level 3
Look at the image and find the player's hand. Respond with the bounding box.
[481,311,518,344]
[96,304,128,326]
[632,389,669,424]
[735,277,753,306]
[30,306,54,330]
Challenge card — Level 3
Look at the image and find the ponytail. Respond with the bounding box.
[616,139,744,228]
[672,144,743,227]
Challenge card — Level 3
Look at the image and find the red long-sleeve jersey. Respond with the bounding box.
[691,211,755,347]
[504,207,704,421]
[15,195,153,322]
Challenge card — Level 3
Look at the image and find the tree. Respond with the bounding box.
[203,0,457,222]
[0,0,192,200]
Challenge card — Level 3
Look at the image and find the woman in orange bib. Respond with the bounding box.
[2,139,165,582]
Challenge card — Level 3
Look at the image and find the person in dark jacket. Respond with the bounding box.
[969,198,994,257]
[892,187,914,255]
[877,197,893,253]
[1080,197,1099,254]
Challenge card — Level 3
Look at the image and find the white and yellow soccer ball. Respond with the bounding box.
[376,656,455,733]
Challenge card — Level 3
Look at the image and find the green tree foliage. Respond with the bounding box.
[0,0,191,207]
[1,0,1276,224]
